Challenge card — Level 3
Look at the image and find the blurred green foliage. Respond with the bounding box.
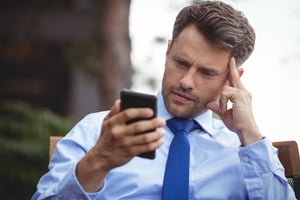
[0,101,72,199]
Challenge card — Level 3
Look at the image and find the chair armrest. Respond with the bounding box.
[273,140,300,177]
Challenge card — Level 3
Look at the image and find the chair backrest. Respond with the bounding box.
[273,140,300,198]
[273,141,300,176]
[49,136,63,160]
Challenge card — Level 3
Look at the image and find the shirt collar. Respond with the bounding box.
[193,110,214,137]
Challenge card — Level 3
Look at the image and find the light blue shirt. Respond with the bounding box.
[32,92,296,200]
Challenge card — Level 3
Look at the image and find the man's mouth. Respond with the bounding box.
[171,91,195,103]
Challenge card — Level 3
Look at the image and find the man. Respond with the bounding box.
[33,1,296,199]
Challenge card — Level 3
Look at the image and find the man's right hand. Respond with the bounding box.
[76,100,165,193]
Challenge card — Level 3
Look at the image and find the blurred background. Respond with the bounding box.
[130,0,300,149]
[0,0,299,199]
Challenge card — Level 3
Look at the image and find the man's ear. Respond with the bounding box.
[238,68,244,77]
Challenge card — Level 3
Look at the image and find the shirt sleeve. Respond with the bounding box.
[31,112,108,200]
[238,138,297,199]
[32,164,104,200]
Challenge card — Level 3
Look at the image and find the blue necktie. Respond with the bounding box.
[162,118,201,200]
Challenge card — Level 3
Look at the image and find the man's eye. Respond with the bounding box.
[202,71,214,76]
[199,69,218,77]
[175,59,188,67]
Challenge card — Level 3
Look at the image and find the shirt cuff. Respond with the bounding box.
[55,163,104,199]
[238,138,283,177]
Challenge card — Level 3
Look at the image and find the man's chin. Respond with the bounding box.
[168,102,209,118]
[167,105,194,118]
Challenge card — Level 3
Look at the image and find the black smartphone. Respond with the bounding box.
[120,89,157,159]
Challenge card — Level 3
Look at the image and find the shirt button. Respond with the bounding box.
[244,156,250,162]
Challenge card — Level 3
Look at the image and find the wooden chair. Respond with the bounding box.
[273,140,300,198]
[49,137,300,197]
[49,136,63,160]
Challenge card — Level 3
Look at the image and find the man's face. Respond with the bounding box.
[162,24,231,118]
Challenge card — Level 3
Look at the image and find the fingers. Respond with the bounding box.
[109,118,165,158]
[214,57,245,112]
[228,57,245,90]
[111,115,165,139]
[129,139,164,157]
[219,93,229,113]
[105,101,161,138]
[207,90,231,115]
[107,105,165,156]
[206,101,220,114]
[121,129,165,154]
[121,107,154,126]
[104,99,121,120]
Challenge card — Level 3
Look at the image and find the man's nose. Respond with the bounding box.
[179,68,195,90]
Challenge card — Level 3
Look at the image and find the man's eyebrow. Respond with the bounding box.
[173,55,191,65]
[197,65,223,75]
[173,54,226,75]
[173,55,188,62]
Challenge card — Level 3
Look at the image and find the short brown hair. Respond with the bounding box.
[172,0,255,67]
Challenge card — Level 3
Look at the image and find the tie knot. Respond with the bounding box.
[167,117,200,134]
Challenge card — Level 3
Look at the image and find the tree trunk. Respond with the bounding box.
[98,0,132,110]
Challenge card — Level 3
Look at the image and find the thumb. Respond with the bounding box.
[206,101,221,116]
[105,99,121,119]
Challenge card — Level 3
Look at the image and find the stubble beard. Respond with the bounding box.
[162,86,208,119]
